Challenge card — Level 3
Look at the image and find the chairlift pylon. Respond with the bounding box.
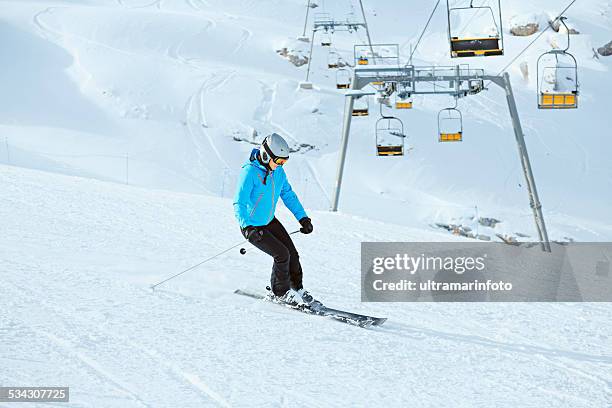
[537,17,578,109]
[438,99,463,142]
[447,0,504,58]
[376,115,406,156]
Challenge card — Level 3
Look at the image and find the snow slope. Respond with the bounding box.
[1,164,611,407]
[0,0,610,240]
[1,1,612,406]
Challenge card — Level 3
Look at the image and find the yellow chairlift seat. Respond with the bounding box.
[358,57,369,65]
[439,132,463,142]
[371,81,385,86]
[377,145,403,156]
[395,101,413,109]
[451,37,503,58]
[337,83,350,89]
[539,92,577,109]
[352,108,369,117]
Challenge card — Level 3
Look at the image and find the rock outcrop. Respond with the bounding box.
[510,23,539,37]
[598,41,612,56]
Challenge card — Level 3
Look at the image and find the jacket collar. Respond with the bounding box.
[248,148,271,173]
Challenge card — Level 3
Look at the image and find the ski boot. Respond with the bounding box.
[296,288,315,305]
[265,286,305,308]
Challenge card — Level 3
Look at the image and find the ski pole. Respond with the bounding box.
[150,239,247,291]
[239,230,301,255]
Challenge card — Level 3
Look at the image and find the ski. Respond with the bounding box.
[234,289,387,328]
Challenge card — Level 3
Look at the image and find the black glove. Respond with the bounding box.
[244,226,263,243]
[299,217,313,234]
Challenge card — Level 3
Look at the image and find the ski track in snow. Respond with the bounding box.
[186,0,211,10]
[1,164,612,406]
[3,267,232,407]
[184,70,237,179]
[34,4,217,70]
[117,0,163,9]
[33,7,143,60]
[5,281,153,408]
[232,27,253,55]
[460,309,612,391]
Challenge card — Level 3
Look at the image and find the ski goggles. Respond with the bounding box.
[273,156,288,165]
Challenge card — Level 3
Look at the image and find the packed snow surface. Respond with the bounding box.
[1,0,611,406]
[2,164,611,407]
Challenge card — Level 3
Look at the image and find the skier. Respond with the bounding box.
[233,133,315,306]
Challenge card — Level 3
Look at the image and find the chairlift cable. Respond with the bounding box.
[495,0,579,76]
[357,0,376,63]
[408,0,441,65]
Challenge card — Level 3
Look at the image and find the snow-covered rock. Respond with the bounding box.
[511,22,539,36]
[509,14,542,36]
[277,38,310,67]
[598,40,612,56]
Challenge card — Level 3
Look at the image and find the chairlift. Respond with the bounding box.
[352,96,369,117]
[336,68,351,89]
[537,17,578,109]
[321,30,332,47]
[438,101,463,142]
[376,116,406,156]
[328,51,341,69]
[358,56,369,65]
[395,89,413,109]
[447,0,504,58]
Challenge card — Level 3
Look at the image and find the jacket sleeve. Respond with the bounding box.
[279,173,308,221]
[233,166,254,228]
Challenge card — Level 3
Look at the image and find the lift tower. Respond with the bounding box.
[331,65,551,252]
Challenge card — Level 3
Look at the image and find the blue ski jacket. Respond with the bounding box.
[233,149,308,228]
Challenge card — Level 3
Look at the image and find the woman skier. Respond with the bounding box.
[233,133,314,305]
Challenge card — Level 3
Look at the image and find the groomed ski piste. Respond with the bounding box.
[1,0,611,406]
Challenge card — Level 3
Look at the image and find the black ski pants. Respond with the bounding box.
[244,218,302,296]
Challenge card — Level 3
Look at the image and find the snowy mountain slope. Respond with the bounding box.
[1,163,611,407]
[0,0,610,242]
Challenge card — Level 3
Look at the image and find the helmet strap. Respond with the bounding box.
[257,151,272,171]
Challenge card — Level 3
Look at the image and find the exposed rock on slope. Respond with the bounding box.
[598,41,612,56]
[511,22,539,36]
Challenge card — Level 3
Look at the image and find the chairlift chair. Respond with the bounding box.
[395,99,413,109]
[395,89,413,109]
[336,68,351,89]
[438,106,463,142]
[376,116,406,156]
[537,17,578,109]
[352,96,369,117]
[327,51,341,69]
[358,56,369,65]
[321,30,332,47]
[447,0,504,58]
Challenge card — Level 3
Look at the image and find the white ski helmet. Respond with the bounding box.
[260,133,290,164]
